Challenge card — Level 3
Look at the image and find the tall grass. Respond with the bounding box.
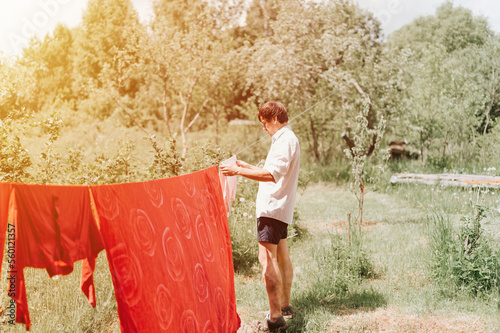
[429,208,500,297]
[0,253,119,332]
[234,180,500,331]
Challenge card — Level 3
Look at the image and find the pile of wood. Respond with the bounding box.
[390,173,500,188]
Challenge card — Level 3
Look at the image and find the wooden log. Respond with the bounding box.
[390,173,500,188]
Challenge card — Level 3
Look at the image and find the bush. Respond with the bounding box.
[429,208,500,296]
[227,177,259,273]
[313,234,375,301]
[0,115,33,182]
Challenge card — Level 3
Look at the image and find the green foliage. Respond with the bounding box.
[1,0,497,169]
[36,113,63,183]
[183,140,231,173]
[227,177,259,274]
[343,95,389,229]
[310,234,376,309]
[0,117,32,182]
[429,209,500,297]
[389,1,492,53]
[146,136,182,179]
[386,2,500,167]
[20,24,75,111]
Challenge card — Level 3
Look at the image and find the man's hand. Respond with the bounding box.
[236,160,252,169]
[221,160,274,182]
[220,164,239,176]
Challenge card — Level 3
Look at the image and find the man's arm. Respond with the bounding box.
[220,160,275,183]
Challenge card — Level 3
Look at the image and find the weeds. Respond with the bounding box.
[285,233,384,333]
[227,177,259,274]
[429,207,500,297]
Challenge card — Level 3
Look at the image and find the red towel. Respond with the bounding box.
[9,183,104,330]
[91,167,241,333]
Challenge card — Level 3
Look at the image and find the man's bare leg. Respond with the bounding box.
[277,238,293,309]
[258,241,283,321]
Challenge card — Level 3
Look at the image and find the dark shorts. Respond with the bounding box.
[257,217,288,245]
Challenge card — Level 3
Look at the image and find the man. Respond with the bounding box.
[221,101,300,332]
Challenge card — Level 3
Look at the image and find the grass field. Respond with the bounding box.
[0,182,498,332]
[236,182,500,332]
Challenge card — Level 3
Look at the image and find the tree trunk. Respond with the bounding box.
[325,131,336,163]
[483,68,496,136]
[163,87,172,137]
[358,181,364,234]
[213,105,219,146]
[179,93,189,159]
[356,165,364,234]
[309,116,320,162]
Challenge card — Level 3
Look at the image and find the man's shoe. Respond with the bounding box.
[281,305,294,319]
[253,314,288,332]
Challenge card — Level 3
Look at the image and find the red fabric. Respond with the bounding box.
[0,183,12,275]
[9,183,104,330]
[219,156,238,216]
[91,167,241,333]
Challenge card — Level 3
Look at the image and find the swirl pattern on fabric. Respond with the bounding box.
[201,189,218,227]
[181,309,200,333]
[96,186,120,220]
[195,215,214,262]
[162,227,186,282]
[130,208,156,256]
[203,320,216,333]
[90,167,240,333]
[215,287,227,332]
[155,284,173,331]
[110,244,143,307]
[172,198,192,239]
[193,263,209,303]
[143,181,164,208]
[219,246,229,283]
[181,175,197,198]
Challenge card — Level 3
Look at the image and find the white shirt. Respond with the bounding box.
[256,125,300,224]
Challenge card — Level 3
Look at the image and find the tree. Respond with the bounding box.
[389,1,492,54]
[385,2,498,166]
[126,0,245,158]
[18,24,75,111]
[0,54,37,116]
[239,0,385,164]
[73,0,142,102]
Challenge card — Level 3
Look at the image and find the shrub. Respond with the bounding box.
[146,136,183,179]
[227,177,259,273]
[313,234,375,301]
[429,208,500,296]
[0,115,33,182]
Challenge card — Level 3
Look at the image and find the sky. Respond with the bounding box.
[1,0,499,57]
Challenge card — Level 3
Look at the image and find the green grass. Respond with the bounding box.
[1,182,499,332]
[0,252,119,332]
[236,183,500,332]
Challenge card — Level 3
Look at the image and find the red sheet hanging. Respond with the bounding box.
[9,183,104,330]
[91,167,241,333]
[0,183,11,275]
